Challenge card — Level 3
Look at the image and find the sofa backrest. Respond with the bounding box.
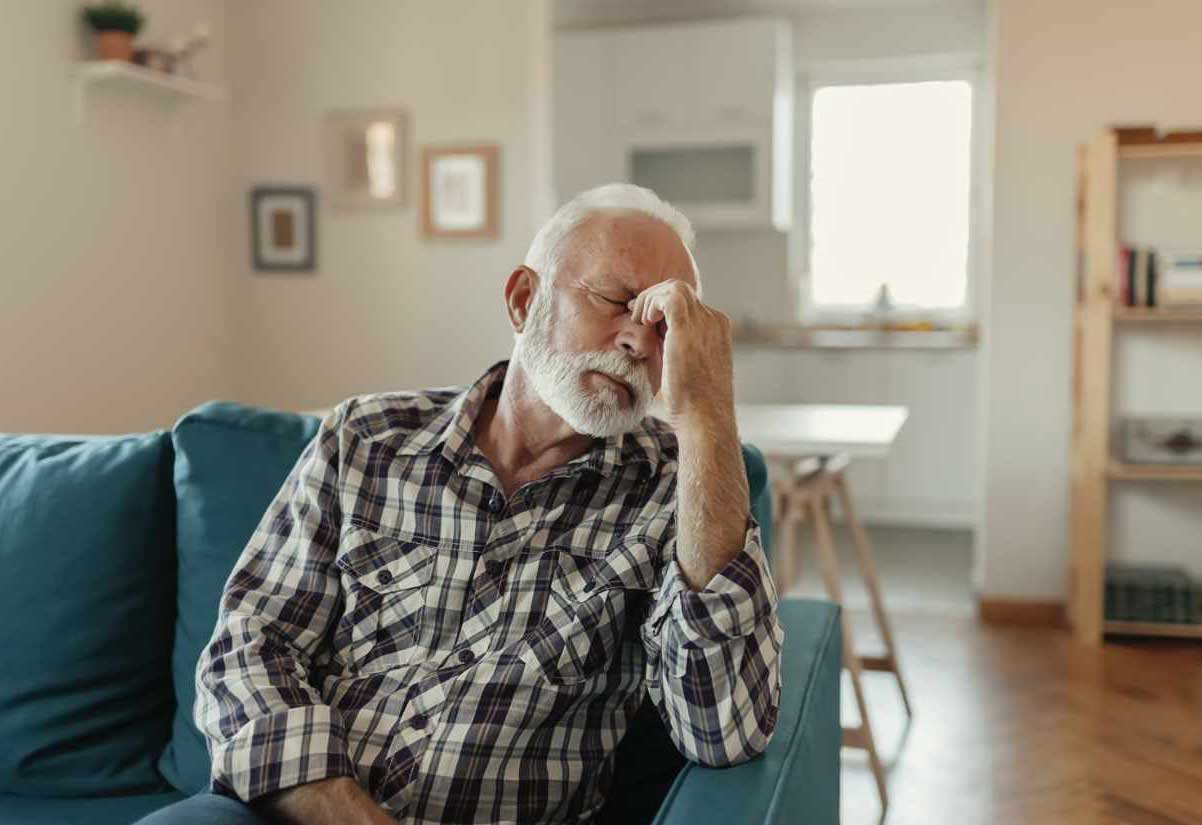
[0,431,177,797]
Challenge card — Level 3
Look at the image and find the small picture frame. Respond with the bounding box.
[323,109,408,209]
[421,144,499,239]
[250,187,316,272]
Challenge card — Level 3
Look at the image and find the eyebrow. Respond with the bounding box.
[586,275,638,299]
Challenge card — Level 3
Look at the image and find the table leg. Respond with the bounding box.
[832,470,914,718]
[807,486,889,814]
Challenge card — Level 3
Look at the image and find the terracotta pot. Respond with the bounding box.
[95,30,134,62]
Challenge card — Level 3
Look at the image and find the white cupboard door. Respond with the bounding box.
[554,32,621,201]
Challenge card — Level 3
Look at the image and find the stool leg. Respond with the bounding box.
[807,490,889,814]
[832,471,913,718]
[771,486,793,594]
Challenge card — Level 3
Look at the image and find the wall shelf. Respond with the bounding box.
[75,60,226,123]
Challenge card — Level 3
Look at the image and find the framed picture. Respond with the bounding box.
[250,187,316,272]
[421,144,499,239]
[323,109,408,209]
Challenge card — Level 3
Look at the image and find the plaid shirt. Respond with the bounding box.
[196,360,782,824]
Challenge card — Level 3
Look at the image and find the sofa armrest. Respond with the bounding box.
[650,599,842,825]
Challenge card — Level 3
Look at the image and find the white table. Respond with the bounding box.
[736,402,911,815]
[735,403,908,460]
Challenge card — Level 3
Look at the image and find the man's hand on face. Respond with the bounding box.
[627,279,735,431]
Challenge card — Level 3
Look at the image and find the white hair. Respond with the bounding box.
[523,183,699,294]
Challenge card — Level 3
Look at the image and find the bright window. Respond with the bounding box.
[808,80,973,312]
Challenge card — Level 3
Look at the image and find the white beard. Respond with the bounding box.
[514,293,655,438]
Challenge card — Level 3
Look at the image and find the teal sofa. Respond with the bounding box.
[0,400,841,825]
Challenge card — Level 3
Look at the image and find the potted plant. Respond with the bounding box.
[82,1,145,62]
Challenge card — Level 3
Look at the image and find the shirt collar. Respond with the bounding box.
[395,359,658,479]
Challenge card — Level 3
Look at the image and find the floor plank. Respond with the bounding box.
[832,610,1202,825]
[778,525,1202,824]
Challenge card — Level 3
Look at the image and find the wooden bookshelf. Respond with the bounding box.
[1069,126,1202,645]
[1108,460,1202,482]
[1104,620,1202,639]
[1113,307,1202,323]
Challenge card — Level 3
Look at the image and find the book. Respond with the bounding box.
[1123,245,1135,306]
[1158,249,1202,307]
[1105,563,1201,624]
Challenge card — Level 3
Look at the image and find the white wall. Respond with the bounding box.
[981,0,1202,597]
[0,0,234,434]
[223,0,553,412]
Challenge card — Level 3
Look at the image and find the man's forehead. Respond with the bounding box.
[563,212,696,289]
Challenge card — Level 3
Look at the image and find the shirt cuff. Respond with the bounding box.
[649,515,779,647]
[210,704,357,803]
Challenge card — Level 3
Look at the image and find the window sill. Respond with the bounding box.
[731,321,979,351]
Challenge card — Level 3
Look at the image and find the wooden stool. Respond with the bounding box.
[769,453,914,816]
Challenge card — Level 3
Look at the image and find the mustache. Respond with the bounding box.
[574,351,653,403]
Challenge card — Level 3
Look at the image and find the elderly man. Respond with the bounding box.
[144,184,782,825]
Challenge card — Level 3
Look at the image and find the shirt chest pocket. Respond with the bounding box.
[519,540,659,688]
[336,527,436,675]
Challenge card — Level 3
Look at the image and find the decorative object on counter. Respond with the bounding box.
[250,187,317,273]
[1120,417,1202,465]
[82,1,145,62]
[867,282,895,327]
[421,144,499,239]
[324,109,408,210]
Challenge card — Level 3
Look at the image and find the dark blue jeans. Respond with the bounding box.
[131,793,271,825]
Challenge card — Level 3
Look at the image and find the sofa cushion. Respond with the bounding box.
[0,432,177,797]
[157,402,321,793]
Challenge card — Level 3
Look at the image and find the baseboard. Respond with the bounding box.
[977,597,1067,628]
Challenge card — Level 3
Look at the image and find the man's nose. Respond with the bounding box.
[616,315,659,361]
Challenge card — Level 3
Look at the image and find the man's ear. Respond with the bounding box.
[504,266,538,333]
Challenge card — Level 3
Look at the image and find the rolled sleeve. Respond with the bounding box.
[642,516,784,767]
[210,705,357,802]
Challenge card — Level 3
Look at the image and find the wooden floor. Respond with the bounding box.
[834,608,1202,825]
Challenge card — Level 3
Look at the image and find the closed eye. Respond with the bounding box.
[586,289,629,309]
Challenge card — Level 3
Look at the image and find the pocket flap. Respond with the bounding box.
[337,527,435,594]
[553,539,659,598]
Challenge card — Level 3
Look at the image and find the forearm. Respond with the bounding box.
[675,407,750,590]
[255,777,393,825]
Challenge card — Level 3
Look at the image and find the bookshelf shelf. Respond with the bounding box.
[1119,143,1202,161]
[1071,125,1202,645]
[1113,307,1202,323]
[1108,461,1202,482]
[1104,620,1202,639]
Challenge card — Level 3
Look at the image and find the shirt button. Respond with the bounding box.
[486,492,504,514]
[485,560,503,577]
[377,569,393,585]
[411,714,427,730]
[458,649,475,664]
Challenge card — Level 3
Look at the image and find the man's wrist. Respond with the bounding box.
[256,776,391,825]
[673,399,738,443]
